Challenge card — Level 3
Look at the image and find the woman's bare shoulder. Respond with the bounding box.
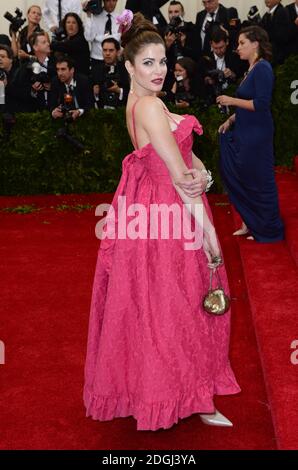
[135,95,164,111]
[134,96,166,125]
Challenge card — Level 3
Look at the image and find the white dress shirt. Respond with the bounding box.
[214,53,226,72]
[84,10,121,61]
[213,53,228,89]
[42,0,82,30]
[31,56,50,104]
[65,78,84,115]
[269,4,279,15]
[201,7,219,47]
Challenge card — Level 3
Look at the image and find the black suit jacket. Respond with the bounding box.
[125,0,168,28]
[195,4,234,56]
[286,2,298,55]
[91,60,130,106]
[261,3,291,65]
[51,33,90,77]
[201,49,247,81]
[14,56,57,112]
[49,73,94,113]
[0,62,20,114]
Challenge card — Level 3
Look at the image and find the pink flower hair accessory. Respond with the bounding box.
[116,9,134,34]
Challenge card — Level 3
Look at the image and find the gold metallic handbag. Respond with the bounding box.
[203,267,230,315]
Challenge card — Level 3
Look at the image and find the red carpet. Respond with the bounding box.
[0,193,277,449]
[231,162,298,450]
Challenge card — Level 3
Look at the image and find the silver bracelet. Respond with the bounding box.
[201,169,214,193]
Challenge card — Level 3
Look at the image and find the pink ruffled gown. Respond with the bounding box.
[84,102,240,431]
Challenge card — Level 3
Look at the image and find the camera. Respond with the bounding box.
[175,75,193,104]
[165,16,188,60]
[83,0,103,15]
[247,6,261,24]
[102,64,120,109]
[167,16,186,36]
[28,60,50,85]
[56,93,84,150]
[60,92,75,123]
[53,26,67,42]
[4,8,26,33]
[207,69,229,114]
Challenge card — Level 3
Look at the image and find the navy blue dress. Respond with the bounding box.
[219,60,284,242]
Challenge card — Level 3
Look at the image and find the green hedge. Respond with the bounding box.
[0,55,297,196]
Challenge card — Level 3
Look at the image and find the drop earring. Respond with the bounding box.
[130,74,134,94]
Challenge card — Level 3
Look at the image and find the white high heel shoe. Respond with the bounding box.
[200,409,233,427]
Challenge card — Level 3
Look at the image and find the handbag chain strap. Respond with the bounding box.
[208,267,223,292]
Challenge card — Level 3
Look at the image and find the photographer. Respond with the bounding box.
[14,31,56,112]
[164,1,197,64]
[201,28,247,105]
[50,55,93,120]
[42,0,82,36]
[84,0,121,74]
[166,57,203,108]
[16,5,43,61]
[195,0,238,56]
[92,38,129,109]
[0,44,19,116]
[51,13,90,76]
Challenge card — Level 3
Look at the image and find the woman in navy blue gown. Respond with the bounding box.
[216,26,284,242]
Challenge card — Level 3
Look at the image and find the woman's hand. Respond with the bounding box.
[218,118,232,134]
[175,169,207,197]
[18,49,29,60]
[202,226,223,268]
[216,95,235,107]
[175,100,190,108]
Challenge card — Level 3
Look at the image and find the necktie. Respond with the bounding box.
[210,12,215,21]
[104,13,112,35]
[58,0,62,24]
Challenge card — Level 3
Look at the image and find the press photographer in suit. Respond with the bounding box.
[0,44,19,115]
[50,55,93,120]
[200,28,247,105]
[14,31,56,112]
[195,0,238,56]
[92,38,129,109]
[164,1,198,63]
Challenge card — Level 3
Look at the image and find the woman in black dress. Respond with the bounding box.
[51,12,90,77]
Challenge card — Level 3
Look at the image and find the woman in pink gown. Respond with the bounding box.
[84,12,240,432]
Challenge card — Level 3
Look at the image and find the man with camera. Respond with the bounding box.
[84,0,120,78]
[42,0,82,36]
[0,44,19,115]
[164,1,197,62]
[92,37,129,109]
[14,31,56,112]
[201,28,246,105]
[50,55,93,120]
[195,0,238,56]
[201,28,248,90]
